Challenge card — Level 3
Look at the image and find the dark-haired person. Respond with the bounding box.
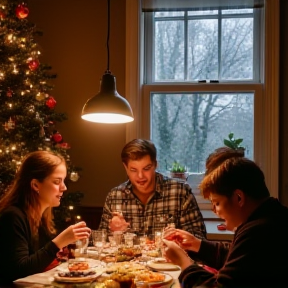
[99,138,206,239]
[0,151,91,284]
[163,157,288,288]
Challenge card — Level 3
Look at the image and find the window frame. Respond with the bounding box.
[125,0,279,198]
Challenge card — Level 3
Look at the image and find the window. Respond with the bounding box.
[125,0,279,198]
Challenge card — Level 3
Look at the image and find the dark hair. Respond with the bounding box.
[121,139,157,165]
[200,157,270,200]
[205,146,244,175]
[0,150,66,236]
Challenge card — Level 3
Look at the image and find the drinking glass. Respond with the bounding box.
[92,230,105,258]
[139,235,147,249]
[113,231,124,247]
[123,233,134,247]
[74,238,89,258]
[155,231,163,257]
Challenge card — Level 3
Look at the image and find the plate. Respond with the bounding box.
[135,273,173,287]
[54,270,102,283]
[147,260,181,271]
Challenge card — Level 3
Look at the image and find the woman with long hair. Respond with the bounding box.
[0,150,91,284]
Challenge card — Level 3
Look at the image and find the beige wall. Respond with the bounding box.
[29,0,127,206]
[27,0,288,208]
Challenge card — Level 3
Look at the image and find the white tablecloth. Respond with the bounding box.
[14,259,181,287]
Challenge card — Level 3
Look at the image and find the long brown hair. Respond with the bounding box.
[0,150,66,237]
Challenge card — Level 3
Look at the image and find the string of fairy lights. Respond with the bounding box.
[0,1,80,203]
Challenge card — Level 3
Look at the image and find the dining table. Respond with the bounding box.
[4,249,182,288]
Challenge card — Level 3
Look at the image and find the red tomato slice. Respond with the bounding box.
[217,223,227,230]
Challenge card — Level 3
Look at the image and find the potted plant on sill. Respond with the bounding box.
[169,161,188,180]
[223,132,245,154]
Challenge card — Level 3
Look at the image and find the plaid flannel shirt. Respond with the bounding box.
[99,172,207,239]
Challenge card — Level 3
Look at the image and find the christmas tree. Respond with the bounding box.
[0,0,83,230]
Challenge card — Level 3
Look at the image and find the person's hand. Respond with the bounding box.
[53,221,91,249]
[163,228,201,253]
[109,212,129,232]
[162,239,194,270]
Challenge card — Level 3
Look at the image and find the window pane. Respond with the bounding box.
[221,17,253,79]
[188,19,218,80]
[155,20,184,80]
[150,93,254,173]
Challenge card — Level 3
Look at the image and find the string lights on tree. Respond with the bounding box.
[0,0,84,230]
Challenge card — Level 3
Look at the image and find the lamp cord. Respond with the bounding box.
[106,0,110,73]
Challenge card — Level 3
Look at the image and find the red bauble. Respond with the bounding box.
[16,3,29,19]
[7,89,13,97]
[0,10,5,19]
[28,59,40,71]
[45,96,57,109]
[52,132,63,143]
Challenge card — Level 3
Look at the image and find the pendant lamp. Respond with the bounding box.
[81,0,134,124]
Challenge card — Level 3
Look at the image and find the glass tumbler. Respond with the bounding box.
[92,230,105,258]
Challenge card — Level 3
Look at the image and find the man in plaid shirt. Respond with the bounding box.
[98,139,206,239]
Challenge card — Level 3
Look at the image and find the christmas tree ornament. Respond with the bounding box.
[46,96,56,108]
[28,58,40,71]
[51,132,63,143]
[28,105,35,113]
[5,33,14,44]
[6,89,13,97]
[15,3,29,19]
[0,10,5,20]
[36,92,46,101]
[70,171,79,182]
[3,117,15,131]
[39,126,45,137]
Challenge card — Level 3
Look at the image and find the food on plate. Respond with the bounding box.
[57,259,96,277]
[104,279,121,288]
[114,247,142,262]
[146,250,160,257]
[101,255,117,263]
[68,259,89,271]
[106,262,146,274]
[134,271,165,283]
[57,270,96,278]
[110,272,135,288]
